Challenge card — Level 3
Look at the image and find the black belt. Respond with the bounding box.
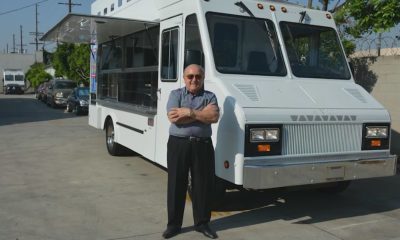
[171,135,211,143]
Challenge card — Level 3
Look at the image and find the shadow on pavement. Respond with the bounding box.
[211,174,400,231]
[0,95,82,126]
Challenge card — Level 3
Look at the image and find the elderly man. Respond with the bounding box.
[163,64,219,239]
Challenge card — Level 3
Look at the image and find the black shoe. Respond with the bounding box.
[162,227,181,239]
[195,224,218,239]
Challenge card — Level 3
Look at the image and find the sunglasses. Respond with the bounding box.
[185,74,203,80]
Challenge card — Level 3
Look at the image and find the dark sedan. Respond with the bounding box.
[66,87,89,115]
[5,84,24,95]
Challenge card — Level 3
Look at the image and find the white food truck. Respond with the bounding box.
[42,0,396,195]
[3,69,25,92]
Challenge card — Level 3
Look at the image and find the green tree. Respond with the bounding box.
[25,63,52,88]
[52,43,90,85]
[335,0,400,37]
[68,44,90,85]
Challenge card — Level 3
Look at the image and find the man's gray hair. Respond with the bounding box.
[184,64,204,75]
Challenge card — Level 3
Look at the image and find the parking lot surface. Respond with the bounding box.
[0,94,399,240]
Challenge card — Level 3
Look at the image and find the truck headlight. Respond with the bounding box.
[362,123,390,150]
[79,100,88,106]
[245,125,282,157]
[250,128,280,142]
[365,126,388,138]
[55,92,63,98]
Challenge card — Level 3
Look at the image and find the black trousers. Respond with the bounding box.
[166,135,215,228]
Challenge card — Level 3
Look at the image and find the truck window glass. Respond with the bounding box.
[213,23,238,67]
[98,26,160,111]
[126,28,159,68]
[15,75,24,81]
[206,12,286,76]
[100,38,123,70]
[280,22,351,80]
[184,14,204,68]
[161,28,179,81]
[5,75,13,81]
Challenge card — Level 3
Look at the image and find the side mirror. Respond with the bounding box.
[184,49,204,69]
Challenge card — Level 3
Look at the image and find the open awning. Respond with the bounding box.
[41,13,159,44]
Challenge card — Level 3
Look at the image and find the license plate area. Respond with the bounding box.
[326,166,345,181]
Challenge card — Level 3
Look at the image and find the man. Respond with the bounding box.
[163,64,219,239]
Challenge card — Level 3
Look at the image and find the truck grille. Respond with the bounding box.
[282,123,362,155]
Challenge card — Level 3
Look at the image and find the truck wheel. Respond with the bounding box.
[105,120,124,156]
[318,181,351,194]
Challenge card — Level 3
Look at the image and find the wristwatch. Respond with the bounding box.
[189,108,195,118]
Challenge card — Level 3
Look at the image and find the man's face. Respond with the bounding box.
[184,65,204,94]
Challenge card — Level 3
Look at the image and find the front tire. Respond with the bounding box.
[105,120,124,156]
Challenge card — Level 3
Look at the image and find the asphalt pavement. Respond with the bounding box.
[0,94,400,240]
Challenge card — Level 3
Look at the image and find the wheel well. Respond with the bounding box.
[104,116,113,130]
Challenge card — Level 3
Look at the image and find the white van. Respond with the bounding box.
[42,0,396,195]
[3,69,25,92]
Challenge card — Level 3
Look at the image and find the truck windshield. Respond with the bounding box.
[5,75,13,81]
[280,22,351,80]
[15,75,24,81]
[206,13,286,76]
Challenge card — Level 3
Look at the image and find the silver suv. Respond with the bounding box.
[46,79,76,108]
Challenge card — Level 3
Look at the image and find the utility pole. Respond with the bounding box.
[307,0,313,8]
[29,4,44,51]
[20,25,27,54]
[58,0,81,13]
[13,34,16,53]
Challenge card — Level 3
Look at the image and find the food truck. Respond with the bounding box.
[42,0,397,195]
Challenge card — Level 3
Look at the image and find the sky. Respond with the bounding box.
[0,0,341,54]
[0,0,92,54]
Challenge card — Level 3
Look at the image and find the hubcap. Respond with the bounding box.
[107,125,115,147]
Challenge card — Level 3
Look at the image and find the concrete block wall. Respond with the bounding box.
[368,56,400,155]
[0,51,43,92]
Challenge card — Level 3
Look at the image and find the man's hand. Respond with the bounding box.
[168,104,220,124]
[193,103,219,124]
[168,107,195,124]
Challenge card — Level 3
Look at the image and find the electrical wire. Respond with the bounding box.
[0,0,49,16]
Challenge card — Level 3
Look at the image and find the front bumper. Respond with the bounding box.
[243,153,397,189]
[54,98,68,106]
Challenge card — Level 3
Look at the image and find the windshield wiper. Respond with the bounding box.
[234,1,278,63]
[299,11,306,23]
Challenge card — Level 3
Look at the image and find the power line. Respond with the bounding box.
[0,0,49,16]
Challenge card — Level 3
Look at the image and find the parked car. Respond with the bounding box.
[46,79,76,108]
[66,87,90,115]
[5,84,24,95]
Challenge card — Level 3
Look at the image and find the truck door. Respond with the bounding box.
[155,15,183,167]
